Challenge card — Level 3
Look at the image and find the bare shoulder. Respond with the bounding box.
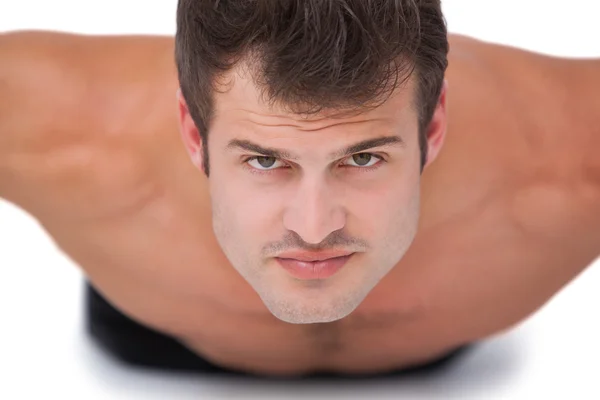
[425,34,600,239]
[446,33,599,111]
[0,31,180,220]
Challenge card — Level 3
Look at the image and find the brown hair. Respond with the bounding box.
[175,0,448,175]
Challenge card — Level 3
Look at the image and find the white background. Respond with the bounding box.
[1,1,600,399]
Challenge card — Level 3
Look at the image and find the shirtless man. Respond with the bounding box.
[1,0,599,379]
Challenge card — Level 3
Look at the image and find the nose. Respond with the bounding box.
[282,177,346,244]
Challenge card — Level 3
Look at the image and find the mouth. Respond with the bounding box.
[275,253,355,280]
[276,250,355,262]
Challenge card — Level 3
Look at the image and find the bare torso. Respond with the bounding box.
[1,31,599,376]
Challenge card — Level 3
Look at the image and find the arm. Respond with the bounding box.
[0,30,81,204]
[0,30,180,218]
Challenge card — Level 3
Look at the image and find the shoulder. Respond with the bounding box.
[0,31,179,220]
[443,33,579,150]
[446,33,576,107]
[421,36,561,226]
[427,35,600,238]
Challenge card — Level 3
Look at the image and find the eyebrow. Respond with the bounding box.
[225,135,405,161]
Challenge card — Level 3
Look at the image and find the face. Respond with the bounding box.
[178,66,447,324]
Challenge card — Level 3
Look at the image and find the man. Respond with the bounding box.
[1,0,599,379]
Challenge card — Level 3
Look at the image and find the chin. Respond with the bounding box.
[259,290,363,325]
[270,307,354,325]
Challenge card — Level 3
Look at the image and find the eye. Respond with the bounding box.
[243,152,385,174]
[246,156,286,171]
[341,153,383,168]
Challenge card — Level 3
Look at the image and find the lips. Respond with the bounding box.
[275,252,355,280]
[276,250,354,262]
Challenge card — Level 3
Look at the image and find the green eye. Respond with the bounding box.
[352,153,373,166]
[246,156,282,171]
[255,156,277,168]
[344,153,382,168]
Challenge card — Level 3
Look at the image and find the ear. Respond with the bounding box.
[422,80,448,168]
[176,89,205,171]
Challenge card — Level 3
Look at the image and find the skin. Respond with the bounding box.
[178,66,437,325]
[0,31,599,377]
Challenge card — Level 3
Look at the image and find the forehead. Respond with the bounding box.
[212,64,418,126]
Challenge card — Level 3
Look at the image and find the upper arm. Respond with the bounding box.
[0,30,135,205]
[0,31,83,202]
[0,31,179,218]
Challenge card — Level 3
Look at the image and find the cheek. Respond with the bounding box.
[362,173,418,213]
[212,179,281,233]
[353,176,420,240]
